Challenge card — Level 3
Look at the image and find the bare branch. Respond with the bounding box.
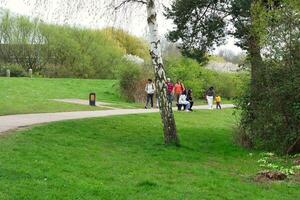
[114,0,147,10]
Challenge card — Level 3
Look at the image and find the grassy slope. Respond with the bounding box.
[0,77,136,115]
[0,110,298,199]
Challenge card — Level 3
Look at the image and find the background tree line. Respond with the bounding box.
[0,11,149,79]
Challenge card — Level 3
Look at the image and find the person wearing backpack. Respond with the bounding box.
[145,79,155,109]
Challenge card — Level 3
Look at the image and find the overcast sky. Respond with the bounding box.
[0,0,242,54]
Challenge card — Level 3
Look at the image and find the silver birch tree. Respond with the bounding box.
[110,0,179,145]
[145,0,179,145]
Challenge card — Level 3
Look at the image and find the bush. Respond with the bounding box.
[40,64,76,78]
[0,64,26,77]
[118,63,152,102]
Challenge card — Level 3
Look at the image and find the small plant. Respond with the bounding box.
[257,152,300,178]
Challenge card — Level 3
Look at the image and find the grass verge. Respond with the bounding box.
[0,77,137,115]
[0,109,299,199]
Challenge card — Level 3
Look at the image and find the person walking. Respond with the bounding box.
[174,80,185,104]
[215,95,222,109]
[206,87,215,110]
[145,79,155,109]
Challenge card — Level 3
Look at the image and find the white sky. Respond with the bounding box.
[0,0,242,54]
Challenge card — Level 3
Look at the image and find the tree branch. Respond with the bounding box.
[114,0,147,10]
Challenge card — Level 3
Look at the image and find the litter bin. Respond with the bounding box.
[89,93,96,106]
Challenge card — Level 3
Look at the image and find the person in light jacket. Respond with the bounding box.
[145,79,155,109]
[179,90,191,112]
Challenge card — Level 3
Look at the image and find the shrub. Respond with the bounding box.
[119,65,140,102]
[40,64,76,78]
[0,64,26,77]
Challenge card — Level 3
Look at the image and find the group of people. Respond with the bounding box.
[144,78,194,111]
[166,79,194,112]
[144,79,222,111]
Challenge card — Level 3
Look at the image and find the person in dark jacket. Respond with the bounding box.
[187,89,194,111]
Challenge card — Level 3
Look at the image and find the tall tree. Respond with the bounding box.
[165,0,229,63]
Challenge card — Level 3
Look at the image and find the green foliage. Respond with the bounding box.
[167,0,300,153]
[103,28,150,61]
[165,56,247,99]
[0,64,26,77]
[118,63,152,102]
[236,0,300,153]
[0,13,149,79]
[38,25,126,79]
[0,12,43,71]
[257,152,300,176]
[119,63,143,102]
[165,0,228,63]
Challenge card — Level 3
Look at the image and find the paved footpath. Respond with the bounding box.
[0,104,234,135]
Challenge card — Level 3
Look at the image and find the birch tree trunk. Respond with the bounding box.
[146,0,179,145]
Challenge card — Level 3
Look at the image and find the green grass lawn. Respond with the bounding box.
[0,109,299,199]
[0,77,137,115]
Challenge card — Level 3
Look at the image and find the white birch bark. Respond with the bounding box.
[146,0,179,145]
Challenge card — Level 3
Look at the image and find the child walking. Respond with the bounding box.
[215,95,222,109]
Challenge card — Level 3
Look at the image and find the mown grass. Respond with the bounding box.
[0,77,137,115]
[0,109,299,199]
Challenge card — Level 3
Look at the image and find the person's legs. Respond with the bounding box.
[167,93,173,105]
[150,94,154,108]
[208,96,213,109]
[178,104,182,111]
[206,95,210,108]
[145,94,150,108]
[217,103,222,109]
[185,102,191,110]
[190,101,194,109]
[176,93,180,104]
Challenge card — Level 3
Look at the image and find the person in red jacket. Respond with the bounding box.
[166,78,174,104]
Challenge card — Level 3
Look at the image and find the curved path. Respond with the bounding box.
[0,104,234,135]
